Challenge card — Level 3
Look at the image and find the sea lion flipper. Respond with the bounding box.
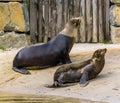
[61,53,72,64]
[59,83,77,87]
[80,81,89,87]
[44,84,55,88]
[79,73,89,87]
[12,67,31,74]
[45,83,77,88]
[79,69,90,87]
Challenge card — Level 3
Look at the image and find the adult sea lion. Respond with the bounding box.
[48,48,107,87]
[12,17,81,74]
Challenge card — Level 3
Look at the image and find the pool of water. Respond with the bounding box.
[0,92,107,103]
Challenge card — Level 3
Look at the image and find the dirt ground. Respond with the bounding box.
[0,43,120,103]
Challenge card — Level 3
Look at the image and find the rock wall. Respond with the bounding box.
[0,32,28,48]
[0,1,29,48]
[110,0,120,43]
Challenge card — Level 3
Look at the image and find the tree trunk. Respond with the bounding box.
[74,0,80,42]
[80,0,86,42]
[104,0,110,41]
[99,0,104,42]
[43,0,49,43]
[92,0,98,42]
[64,0,69,23]
[30,0,37,44]
[86,0,92,42]
[56,0,62,34]
[38,0,43,42]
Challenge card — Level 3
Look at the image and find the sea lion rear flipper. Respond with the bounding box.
[59,83,77,87]
[12,67,31,74]
[44,84,55,88]
[80,81,89,87]
[45,83,77,88]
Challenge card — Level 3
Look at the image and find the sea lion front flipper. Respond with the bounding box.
[65,54,72,64]
[61,53,72,64]
[80,81,89,87]
[12,67,31,74]
[79,64,94,87]
[80,71,89,87]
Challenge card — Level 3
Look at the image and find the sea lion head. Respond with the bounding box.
[92,48,107,61]
[60,17,81,38]
[69,17,81,28]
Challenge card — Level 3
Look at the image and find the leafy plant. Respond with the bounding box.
[0,46,6,51]
[102,40,107,44]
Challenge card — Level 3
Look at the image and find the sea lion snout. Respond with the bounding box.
[103,48,107,52]
[76,17,81,25]
[76,17,81,24]
[100,48,107,55]
[93,48,107,58]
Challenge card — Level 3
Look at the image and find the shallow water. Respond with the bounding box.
[0,92,107,103]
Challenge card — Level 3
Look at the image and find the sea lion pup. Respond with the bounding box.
[48,48,107,88]
[12,17,81,74]
[80,48,107,87]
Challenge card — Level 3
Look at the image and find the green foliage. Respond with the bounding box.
[102,40,113,44]
[0,46,6,51]
[102,40,107,44]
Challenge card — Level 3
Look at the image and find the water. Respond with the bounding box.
[0,92,107,103]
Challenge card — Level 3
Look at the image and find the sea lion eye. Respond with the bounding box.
[94,50,100,57]
[95,52,98,56]
[94,50,98,55]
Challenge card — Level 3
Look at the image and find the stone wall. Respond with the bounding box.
[0,1,29,48]
[110,0,120,43]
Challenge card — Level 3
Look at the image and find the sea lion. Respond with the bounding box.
[12,17,81,74]
[48,48,107,87]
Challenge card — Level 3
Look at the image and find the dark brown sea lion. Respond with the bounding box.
[12,17,81,74]
[48,48,107,87]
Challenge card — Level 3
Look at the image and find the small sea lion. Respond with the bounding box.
[12,17,81,74]
[48,48,107,87]
[80,48,107,87]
